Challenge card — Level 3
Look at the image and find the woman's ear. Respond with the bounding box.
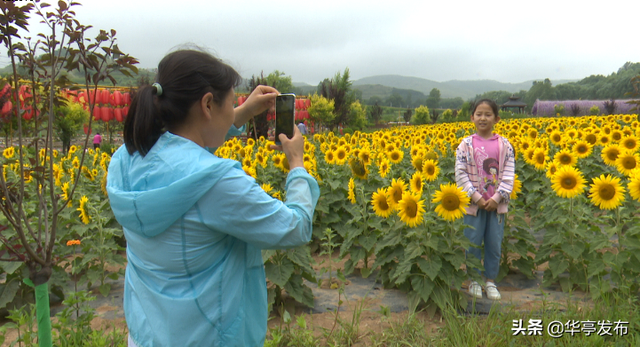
[200,92,215,120]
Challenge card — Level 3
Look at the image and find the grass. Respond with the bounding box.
[265,288,640,347]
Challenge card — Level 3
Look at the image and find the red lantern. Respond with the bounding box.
[89,90,97,105]
[114,108,124,122]
[93,106,102,121]
[123,106,130,117]
[83,124,92,135]
[102,89,111,105]
[101,106,113,122]
[123,92,131,105]
[305,99,311,109]
[113,90,123,106]
[1,101,12,116]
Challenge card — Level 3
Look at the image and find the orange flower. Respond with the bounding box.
[66,240,81,246]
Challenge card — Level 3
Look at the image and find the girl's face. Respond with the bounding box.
[471,103,499,135]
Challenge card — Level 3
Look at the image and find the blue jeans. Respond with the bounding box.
[464,209,505,280]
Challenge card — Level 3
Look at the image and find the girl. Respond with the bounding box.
[454,99,515,301]
[107,49,319,346]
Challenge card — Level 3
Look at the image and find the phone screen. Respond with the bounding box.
[275,94,296,145]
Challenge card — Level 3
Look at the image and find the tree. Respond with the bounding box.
[308,93,335,130]
[348,100,367,130]
[458,101,471,121]
[369,102,383,124]
[318,68,353,129]
[411,105,430,125]
[265,70,293,94]
[386,93,403,107]
[441,109,453,122]
[367,95,382,106]
[403,107,412,122]
[54,102,87,154]
[0,2,137,344]
[426,88,441,110]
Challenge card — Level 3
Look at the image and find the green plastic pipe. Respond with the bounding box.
[23,278,52,347]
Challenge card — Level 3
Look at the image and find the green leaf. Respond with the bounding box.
[99,283,111,297]
[561,242,585,260]
[0,279,20,310]
[264,258,295,288]
[0,261,23,275]
[360,267,372,278]
[417,256,442,281]
[403,242,423,261]
[548,256,569,278]
[358,233,377,252]
[283,274,314,308]
[410,275,434,302]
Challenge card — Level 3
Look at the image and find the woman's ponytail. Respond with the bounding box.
[123,85,163,156]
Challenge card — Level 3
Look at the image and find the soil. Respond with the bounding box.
[0,246,593,347]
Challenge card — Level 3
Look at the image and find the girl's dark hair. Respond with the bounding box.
[124,49,242,156]
[471,98,499,116]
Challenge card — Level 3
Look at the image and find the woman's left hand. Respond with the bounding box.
[233,85,278,128]
[243,85,279,114]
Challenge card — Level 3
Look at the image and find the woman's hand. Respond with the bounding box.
[234,85,278,127]
[270,126,304,170]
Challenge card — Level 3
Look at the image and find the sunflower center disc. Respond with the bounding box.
[562,178,576,189]
[599,184,615,200]
[442,194,460,211]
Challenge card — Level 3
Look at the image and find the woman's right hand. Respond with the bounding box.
[270,126,304,170]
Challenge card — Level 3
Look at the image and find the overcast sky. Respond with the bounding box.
[6,0,640,85]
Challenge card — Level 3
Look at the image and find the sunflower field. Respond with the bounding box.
[215,113,640,312]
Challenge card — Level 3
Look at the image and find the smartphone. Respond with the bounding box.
[275,93,296,145]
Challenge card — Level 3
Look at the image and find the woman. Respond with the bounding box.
[107,49,319,347]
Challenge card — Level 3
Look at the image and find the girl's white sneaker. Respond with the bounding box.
[485,282,501,300]
[468,281,482,298]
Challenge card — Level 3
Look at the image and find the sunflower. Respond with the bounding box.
[72,157,80,169]
[77,196,91,224]
[411,155,424,172]
[615,152,639,176]
[588,174,625,210]
[324,150,336,164]
[348,178,356,204]
[601,144,622,166]
[551,165,586,198]
[260,183,273,194]
[532,148,549,171]
[349,156,369,179]
[572,140,592,159]
[409,172,424,194]
[272,191,283,201]
[3,147,15,159]
[101,171,108,196]
[378,158,391,178]
[553,149,578,167]
[620,135,640,152]
[599,134,611,146]
[628,175,640,202]
[510,174,522,200]
[549,131,563,146]
[358,148,372,165]
[431,183,470,221]
[398,192,425,227]
[335,146,348,165]
[371,188,393,218]
[421,159,440,182]
[388,178,407,210]
[584,133,598,145]
[388,149,404,164]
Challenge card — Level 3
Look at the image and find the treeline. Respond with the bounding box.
[473,62,640,112]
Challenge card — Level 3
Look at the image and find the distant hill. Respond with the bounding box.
[352,75,577,100]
